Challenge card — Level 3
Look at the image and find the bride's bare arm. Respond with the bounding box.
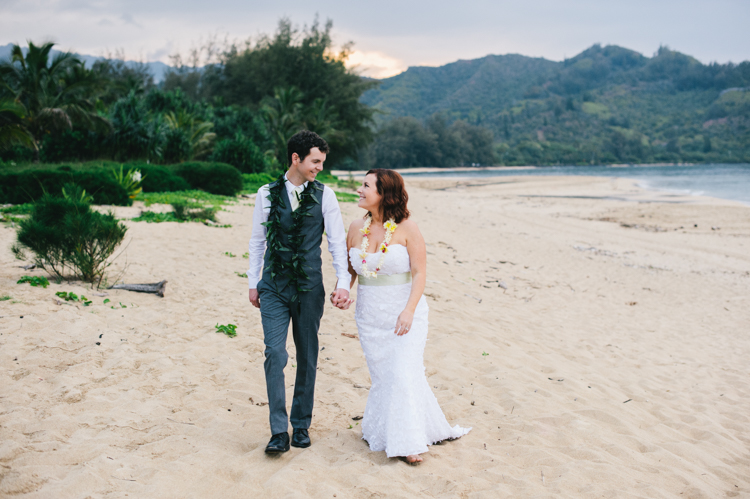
[395,219,426,335]
[346,222,359,291]
[335,219,362,310]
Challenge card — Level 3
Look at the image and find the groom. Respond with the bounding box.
[247,130,351,453]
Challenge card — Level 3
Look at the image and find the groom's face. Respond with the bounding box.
[291,147,326,183]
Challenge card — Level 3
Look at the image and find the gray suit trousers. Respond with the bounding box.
[257,280,325,435]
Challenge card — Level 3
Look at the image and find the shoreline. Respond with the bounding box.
[332,165,750,207]
[331,162,736,178]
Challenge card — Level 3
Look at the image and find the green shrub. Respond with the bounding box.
[0,170,131,205]
[211,134,267,173]
[138,164,191,192]
[13,194,127,285]
[40,129,104,162]
[171,162,243,196]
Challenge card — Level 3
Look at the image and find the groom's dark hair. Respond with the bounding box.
[287,130,330,166]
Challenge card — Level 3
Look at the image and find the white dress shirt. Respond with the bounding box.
[247,175,350,290]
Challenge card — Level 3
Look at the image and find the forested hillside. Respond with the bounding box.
[362,45,750,166]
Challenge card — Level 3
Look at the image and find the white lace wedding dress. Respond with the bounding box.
[349,244,471,457]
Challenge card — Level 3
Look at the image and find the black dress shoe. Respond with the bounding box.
[291,428,311,448]
[265,432,290,453]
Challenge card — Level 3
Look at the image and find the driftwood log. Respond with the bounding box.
[108,280,167,297]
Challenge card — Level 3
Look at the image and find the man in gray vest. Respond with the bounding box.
[247,130,351,453]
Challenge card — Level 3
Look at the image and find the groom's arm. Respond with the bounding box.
[247,185,270,307]
[321,186,351,303]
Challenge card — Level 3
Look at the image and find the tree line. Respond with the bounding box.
[8,23,741,170]
[0,19,381,171]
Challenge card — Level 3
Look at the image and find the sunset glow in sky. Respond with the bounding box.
[2,0,748,78]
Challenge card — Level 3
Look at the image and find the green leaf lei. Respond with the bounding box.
[261,172,322,302]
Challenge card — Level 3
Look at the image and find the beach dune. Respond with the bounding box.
[1,175,749,498]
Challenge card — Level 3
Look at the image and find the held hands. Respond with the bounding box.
[394,309,414,336]
[252,288,352,310]
[330,288,354,310]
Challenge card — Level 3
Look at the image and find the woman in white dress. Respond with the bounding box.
[335,168,470,464]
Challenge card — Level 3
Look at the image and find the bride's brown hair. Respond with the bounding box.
[366,168,410,223]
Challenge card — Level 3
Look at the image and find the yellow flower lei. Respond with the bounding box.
[359,215,397,278]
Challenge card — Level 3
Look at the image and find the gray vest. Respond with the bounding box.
[260,180,325,293]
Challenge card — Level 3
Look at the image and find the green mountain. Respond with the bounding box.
[361,45,750,165]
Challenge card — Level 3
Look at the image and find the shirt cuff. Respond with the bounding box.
[248,275,260,289]
[335,274,351,289]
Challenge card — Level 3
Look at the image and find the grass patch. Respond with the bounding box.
[135,190,232,207]
[241,173,275,194]
[1,203,34,214]
[319,171,359,190]
[2,214,25,225]
[131,202,218,224]
[132,188,224,225]
[172,201,217,222]
[240,172,360,195]
[0,295,11,301]
[335,191,359,203]
[131,211,184,223]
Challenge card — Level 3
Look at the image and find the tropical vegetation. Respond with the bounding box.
[0,18,376,170]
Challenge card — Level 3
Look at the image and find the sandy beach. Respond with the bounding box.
[1,174,749,498]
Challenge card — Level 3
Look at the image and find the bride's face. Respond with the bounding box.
[357,174,382,212]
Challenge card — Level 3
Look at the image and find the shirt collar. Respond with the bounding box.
[284,173,308,190]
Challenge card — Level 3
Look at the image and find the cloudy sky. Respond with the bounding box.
[2,0,749,78]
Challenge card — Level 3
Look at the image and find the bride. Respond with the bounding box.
[334,168,470,464]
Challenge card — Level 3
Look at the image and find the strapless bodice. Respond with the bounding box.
[348,244,411,276]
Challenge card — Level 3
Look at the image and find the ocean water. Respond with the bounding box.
[399,164,750,205]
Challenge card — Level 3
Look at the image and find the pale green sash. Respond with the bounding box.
[358,272,412,287]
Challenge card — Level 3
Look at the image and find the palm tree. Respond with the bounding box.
[0,98,36,151]
[303,97,343,147]
[0,41,110,148]
[261,86,304,164]
[164,109,216,159]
